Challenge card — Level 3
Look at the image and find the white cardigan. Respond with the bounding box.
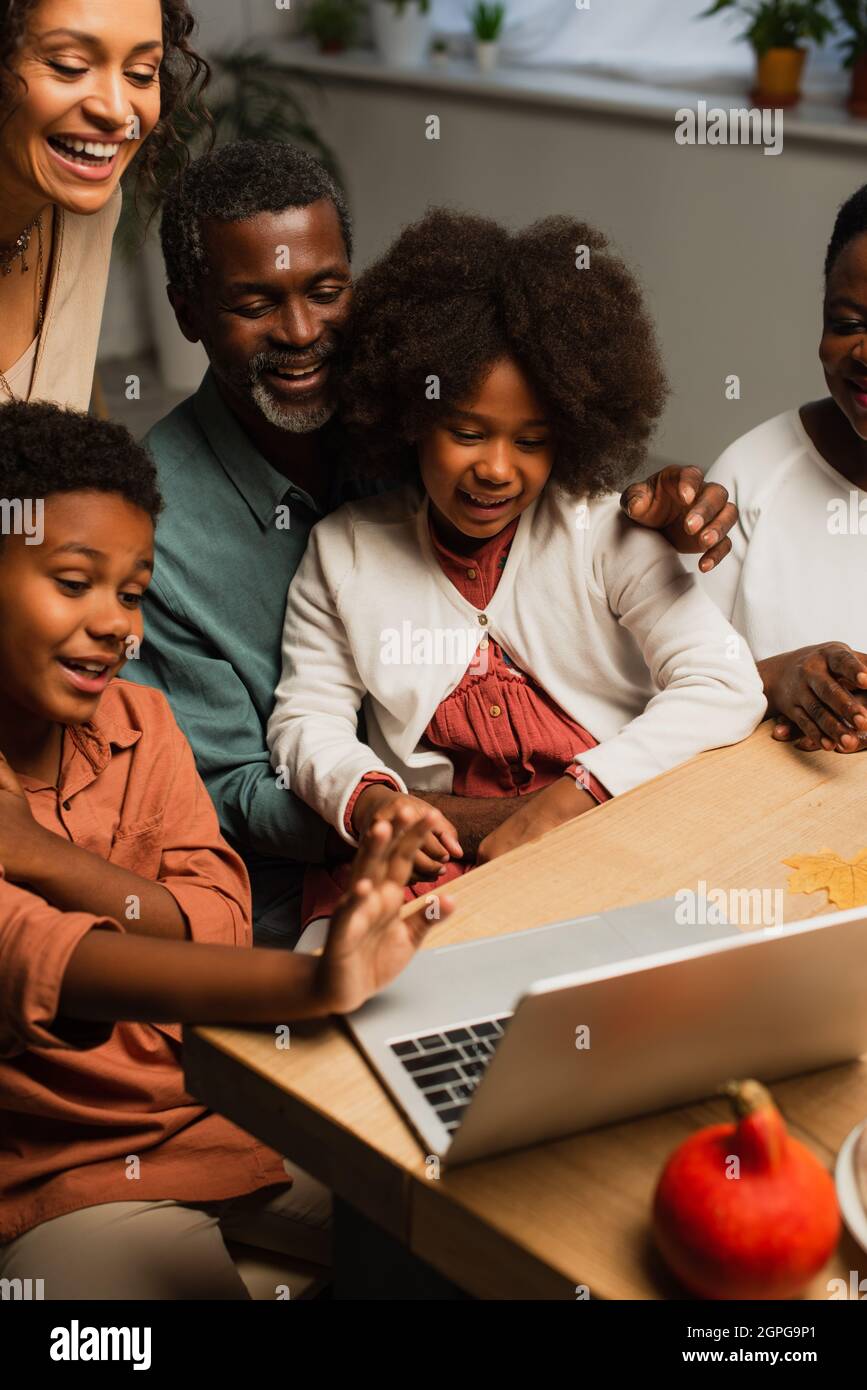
[268,484,767,842]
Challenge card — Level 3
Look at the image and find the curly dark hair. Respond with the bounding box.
[160,139,353,297]
[339,208,669,498]
[825,183,867,279]
[0,401,163,541]
[0,0,210,204]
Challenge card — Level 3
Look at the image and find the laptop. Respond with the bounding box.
[344,897,867,1166]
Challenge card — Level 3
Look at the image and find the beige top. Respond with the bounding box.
[28,185,122,412]
[2,336,39,400]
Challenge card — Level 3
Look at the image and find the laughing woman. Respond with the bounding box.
[0,0,207,408]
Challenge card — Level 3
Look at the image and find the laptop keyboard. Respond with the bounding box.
[389,1015,511,1134]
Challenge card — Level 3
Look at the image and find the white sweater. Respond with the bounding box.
[685,409,867,659]
[268,484,767,842]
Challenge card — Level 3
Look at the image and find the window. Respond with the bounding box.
[432,0,845,96]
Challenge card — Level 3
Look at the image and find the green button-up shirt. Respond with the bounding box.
[130,370,373,939]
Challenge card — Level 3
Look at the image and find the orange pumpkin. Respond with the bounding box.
[653,1079,840,1299]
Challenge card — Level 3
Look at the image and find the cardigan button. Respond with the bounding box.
[478,614,488,626]
[466,568,477,580]
[489,704,502,718]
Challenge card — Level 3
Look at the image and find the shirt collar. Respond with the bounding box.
[60,687,142,799]
[64,689,142,800]
[428,509,519,565]
[191,369,315,528]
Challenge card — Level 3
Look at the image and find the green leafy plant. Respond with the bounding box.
[834,0,867,64]
[700,0,833,54]
[304,0,366,49]
[469,1,506,41]
[118,45,341,251]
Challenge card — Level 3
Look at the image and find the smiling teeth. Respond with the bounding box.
[52,137,120,159]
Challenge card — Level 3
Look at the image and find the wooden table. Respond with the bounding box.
[183,725,867,1298]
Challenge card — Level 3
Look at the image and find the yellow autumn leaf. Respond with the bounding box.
[783,847,867,910]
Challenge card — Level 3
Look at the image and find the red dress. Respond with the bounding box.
[301,512,610,923]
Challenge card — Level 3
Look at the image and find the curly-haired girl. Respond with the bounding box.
[0,0,209,409]
[268,209,767,915]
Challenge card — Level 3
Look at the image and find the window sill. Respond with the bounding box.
[275,39,867,149]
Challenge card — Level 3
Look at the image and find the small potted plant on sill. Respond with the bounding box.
[700,0,833,106]
[304,0,365,54]
[430,36,450,68]
[834,0,867,113]
[372,0,432,69]
[470,1,506,73]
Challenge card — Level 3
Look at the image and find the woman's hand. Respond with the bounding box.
[477,779,596,865]
[352,785,463,879]
[761,644,867,752]
[315,808,455,1014]
[0,750,45,879]
[620,465,737,571]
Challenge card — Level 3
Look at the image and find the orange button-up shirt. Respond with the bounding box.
[0,680,288,1243]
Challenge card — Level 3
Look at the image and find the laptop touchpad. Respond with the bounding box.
[602,897,742,957]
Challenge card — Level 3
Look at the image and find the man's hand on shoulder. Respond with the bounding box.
[620,464,737,571]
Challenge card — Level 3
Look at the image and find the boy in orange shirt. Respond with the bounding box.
[0,401,447,1299]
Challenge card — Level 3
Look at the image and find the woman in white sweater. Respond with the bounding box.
[625,183,867,756]
[267,210,766,905]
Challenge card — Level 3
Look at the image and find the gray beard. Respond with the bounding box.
[250,379,337,433]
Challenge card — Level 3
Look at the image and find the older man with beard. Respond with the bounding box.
[132,141,737,946]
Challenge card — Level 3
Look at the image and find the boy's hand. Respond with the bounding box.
[620,465,737,571]
[762,643,867,752]
[0,750,45,879]
[353,785,463,879]
[315,807,455,1014]
[477,779,596,865]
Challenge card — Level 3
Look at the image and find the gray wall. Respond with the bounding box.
[302,74,863,471]
[190,0,300,51]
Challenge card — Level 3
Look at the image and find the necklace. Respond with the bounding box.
[0,213,40,275]
[0,214,45,401]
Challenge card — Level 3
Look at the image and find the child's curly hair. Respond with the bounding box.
[0,401,163,539]
[340,208,669,497]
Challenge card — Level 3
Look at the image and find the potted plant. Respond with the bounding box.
[372,0,432,69]
[430,36,450,68]
[834,0,867,113]
[700,0,834,106]
[118,47,340,393]
[304,0,365,54]
[470,2,506,73]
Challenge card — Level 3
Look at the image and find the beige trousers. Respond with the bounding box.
[0,1168,331,1300]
